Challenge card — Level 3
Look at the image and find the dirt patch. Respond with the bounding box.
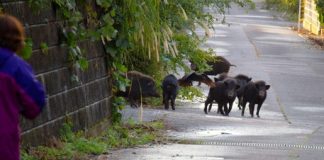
[292,27,324,49]
[308,36,324,48]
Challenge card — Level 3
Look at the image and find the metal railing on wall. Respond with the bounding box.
[302,0,321,35]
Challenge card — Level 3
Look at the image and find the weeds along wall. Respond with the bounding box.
[0,1,113,146]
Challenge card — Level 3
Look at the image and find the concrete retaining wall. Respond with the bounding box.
[1,1,113,146]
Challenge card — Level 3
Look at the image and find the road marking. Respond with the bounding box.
[178,140,324,150]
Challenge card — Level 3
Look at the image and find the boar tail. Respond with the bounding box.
[230,64,237,67]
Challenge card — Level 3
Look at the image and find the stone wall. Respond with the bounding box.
[0,1,113,146]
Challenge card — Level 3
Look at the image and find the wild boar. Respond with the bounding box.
[178,72,215,87]
[235,74,252,110]
[204,77,239,116]
[116,71,160,108]
[218,73,252,110]
[162,74,179,110]
[241,80,270,117]
[190,56,236,76]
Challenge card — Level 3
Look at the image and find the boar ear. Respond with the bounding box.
[266,85,270,90]
[248,77,252,82]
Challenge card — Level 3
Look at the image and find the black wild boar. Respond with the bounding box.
[218,73,252,110]
[235,74,252,110]
[190,56,236,76]
[241,80,270,118]
[162,74,179,110]
[178,72,215,87]
[116,71,160,108]
[204,77,239,116]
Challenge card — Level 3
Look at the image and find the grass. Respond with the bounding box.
[21,119,165,160]
[178,86,205,101]
[144,97,163,107]
[144,85,205,108]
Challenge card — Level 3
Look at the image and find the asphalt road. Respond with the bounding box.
[107,0,324,159]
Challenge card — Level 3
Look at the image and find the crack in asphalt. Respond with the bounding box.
[311,126,323,135]
[243,25,262,58]
[276,96,292,124]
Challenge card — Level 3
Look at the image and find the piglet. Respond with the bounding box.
[162,74,179,110]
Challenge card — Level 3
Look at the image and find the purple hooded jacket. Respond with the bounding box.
[0,48,46,160]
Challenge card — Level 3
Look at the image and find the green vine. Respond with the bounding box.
[24,0,89,70]
[40,42,49,55]
[23,0,123,123]
[95,0,128,123]
[19,38,33,60]
[54,0,89,71]
[27,0,51,13]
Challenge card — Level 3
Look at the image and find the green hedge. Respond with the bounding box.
[265,0,299,20]
[316,0,324,25]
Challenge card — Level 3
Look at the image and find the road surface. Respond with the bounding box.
[107,0,324,159]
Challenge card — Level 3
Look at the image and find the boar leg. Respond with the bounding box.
[256,103,263,118]
[208,102,213,112]
[218,103,225,115]
[129,98,138,108]
[223,103,229,116]
[228,101,234,115]
[204,98,213,114]
[249,102,255,117]
[164,93,169,110]
[171,95,176,110]
[241,100,247,116]
[237,96,242,110]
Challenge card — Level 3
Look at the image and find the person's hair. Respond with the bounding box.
[0,14,25,52]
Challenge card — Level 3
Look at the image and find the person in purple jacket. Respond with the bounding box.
[0,14,46,160]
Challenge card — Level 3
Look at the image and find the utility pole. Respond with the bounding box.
[298,0,302,32]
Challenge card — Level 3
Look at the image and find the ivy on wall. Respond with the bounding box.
[19,38,33,60]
